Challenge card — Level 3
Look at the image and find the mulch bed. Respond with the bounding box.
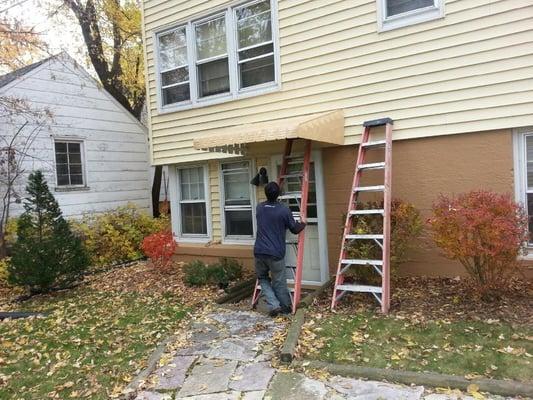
[313,276,533,326]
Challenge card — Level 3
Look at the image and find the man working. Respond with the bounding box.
[254,182,306,317]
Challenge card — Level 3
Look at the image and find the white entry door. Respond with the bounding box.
[271,151,328,285]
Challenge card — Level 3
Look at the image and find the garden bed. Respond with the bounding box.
[0,261,223,399]
[297,276,533,382]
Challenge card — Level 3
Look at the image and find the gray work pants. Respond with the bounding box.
[254,256,291,311]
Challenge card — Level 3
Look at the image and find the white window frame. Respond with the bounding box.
[513,128,533,256]
[219,159,256,244]
[174,164,212,242]
[376,0,445,32]
[52,138,88,190]
[154,0,281,114]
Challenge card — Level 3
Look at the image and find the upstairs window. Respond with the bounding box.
[155,0,278,110]
[54,141,85,187]
[377,0,444,31]
[195,15,230,97]
[235,1,275,89]
[158,27,190,105]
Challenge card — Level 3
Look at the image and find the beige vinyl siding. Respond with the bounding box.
[208,160,222,241]
[141,0,533,165]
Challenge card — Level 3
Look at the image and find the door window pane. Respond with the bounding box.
[386,0,434,17]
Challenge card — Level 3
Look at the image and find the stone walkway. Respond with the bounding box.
[133,308,518,400]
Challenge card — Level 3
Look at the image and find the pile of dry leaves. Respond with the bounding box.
[315,276,533,326]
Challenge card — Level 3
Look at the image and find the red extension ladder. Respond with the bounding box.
[252,138,312,314]
[331,118,393,313]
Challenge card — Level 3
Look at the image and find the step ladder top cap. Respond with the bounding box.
[363,117,394,127]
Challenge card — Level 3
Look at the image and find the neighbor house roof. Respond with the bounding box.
[0,56,52,89]
[193,110,345,154]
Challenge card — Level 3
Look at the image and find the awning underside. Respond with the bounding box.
[193,110,345,154]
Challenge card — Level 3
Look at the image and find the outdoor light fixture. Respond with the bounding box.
[250,167,269,186]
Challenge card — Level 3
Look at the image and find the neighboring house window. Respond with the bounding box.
[521,134,533,243]
[178,166,208,236]
[54,141,84,186]
[377,0,444,31]
[158,27,190,105]
[221,161,254,239]
[155,0,278,110]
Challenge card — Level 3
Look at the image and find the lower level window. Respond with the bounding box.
[54,140,84,186]
[221,161,254,238]
[178,166,208,236]
[524,135,533,243]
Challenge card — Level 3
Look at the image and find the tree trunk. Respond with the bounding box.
[152,165,162,218]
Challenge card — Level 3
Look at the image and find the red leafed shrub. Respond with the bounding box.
[141,231,177,270]
[428,190,528,297]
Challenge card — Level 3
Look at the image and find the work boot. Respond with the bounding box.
[268,307,281,317]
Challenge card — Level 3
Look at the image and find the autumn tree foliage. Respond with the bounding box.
[8,171,89,294]
[0,17,47,72]
[141,230,176,270]
[428,190,528,297]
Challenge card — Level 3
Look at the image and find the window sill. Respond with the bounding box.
[222,238,255,246]
[55,186,90,192]
[176,236,212,244]
[378,6,444,32]
[157,82,280,115]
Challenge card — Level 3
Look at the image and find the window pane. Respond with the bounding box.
[159,28,188,70]
[69,153,81,164]
[386,0,434,17]
[526,136,533,189]
[180,167,204,200]
[163,84,190,105]
[236,1,272,48]
[56,164,68,175]
[70,174,83,185]
[240,55,274,88]
[198,58,230,97]
[67,142,80,153]
[70,164,82,174]
[57,174,70,186]
[224,172,250,205]
[162,68,189,86]
[55,142,67,152]
[238,43,273,62]
[195,16,227,60]
[181,203,207,235]
[225,209,253,236]
[55,153,68,164]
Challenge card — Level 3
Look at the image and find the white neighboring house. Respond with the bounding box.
[0,53,152,218]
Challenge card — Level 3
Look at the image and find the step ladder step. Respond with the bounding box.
[349,209,385,216]
[354,185,385,192]
[279,192,302,200]
[341,258,383,266]
[336,284,383,293]
[345,234,384,240]
[358,162,385,171]
[361,140,387,148]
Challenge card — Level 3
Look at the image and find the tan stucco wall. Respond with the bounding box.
[323,129,515,277]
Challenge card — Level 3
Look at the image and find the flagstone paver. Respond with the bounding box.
[133,308,519,400]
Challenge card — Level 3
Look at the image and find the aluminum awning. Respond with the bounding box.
[193,110,345,154]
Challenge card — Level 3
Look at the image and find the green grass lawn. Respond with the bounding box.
[0,288,187,399]
[302,313,533,382]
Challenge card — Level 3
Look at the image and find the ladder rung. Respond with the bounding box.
[358,162,385,170]
[349,209,384,216]
[354,185,385,192]
[279,192,302,200]
[361,140,386,148]
[341,259,383,266]
[345,234,384,240]
[336,284,383,293]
